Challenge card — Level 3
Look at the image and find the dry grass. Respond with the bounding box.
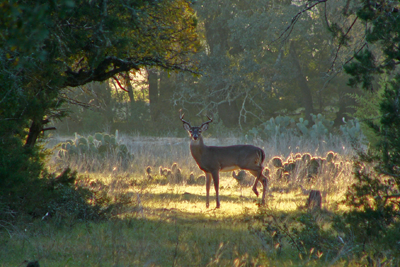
[0,177,352,267]
[0,134,366,266]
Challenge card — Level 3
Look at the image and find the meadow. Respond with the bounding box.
[2,133,395,266]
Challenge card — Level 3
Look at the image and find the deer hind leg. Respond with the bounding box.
[210,171,220,208]
[205,172,212,208]
[249,169,269,205]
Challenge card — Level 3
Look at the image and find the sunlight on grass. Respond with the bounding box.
[1,136,367,266]
[0,171,356,267]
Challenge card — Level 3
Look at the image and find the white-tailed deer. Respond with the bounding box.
[179,110,268,208]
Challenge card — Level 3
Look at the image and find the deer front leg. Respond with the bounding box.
[205,172,212,208]
[252,180,259,197]
[211,171,220,208]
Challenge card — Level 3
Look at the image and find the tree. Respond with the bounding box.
[171,0,361,130]
[1,0,199,143]
[344,75,400,246]
[344,0,400,90]
[0,0,200,191]
[340,0,400,236]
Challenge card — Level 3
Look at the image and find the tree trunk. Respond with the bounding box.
[124,71,135,113]
[306,190,322,211]
[157,70,176,122]
[290,41,314,122]
[25,118,52,148]
[148,69,159,121]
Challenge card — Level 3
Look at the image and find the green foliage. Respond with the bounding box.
[344,75,400,248]
[348,87,383,146]
[0,0,199,217]
[345,50,378,89]
[0,167,103,223]
[253,209,342,260]
[0,137,43,195]
[343,0,400,90]
[344,170,398,243]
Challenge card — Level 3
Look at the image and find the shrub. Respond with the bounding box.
[343,75,400,251]
[252,209,342,260]
[0,167,104,224]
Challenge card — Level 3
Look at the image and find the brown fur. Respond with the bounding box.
[180,111,268,208]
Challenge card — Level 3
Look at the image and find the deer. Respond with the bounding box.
[179,110,269,208]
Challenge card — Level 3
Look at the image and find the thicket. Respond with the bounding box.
[341,75,400,251]
[250,0,400,261]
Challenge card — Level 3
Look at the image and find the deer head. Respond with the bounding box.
[179,109,212,141]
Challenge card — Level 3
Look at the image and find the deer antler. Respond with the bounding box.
[201,115,213,127]
[179,109,191,126]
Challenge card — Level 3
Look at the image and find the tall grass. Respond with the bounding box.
[49,131,359,176]
[1,133,381,266]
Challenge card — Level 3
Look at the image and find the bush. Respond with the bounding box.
[0,167,105,225]
[342,75,400,251]
[252,209,342,260]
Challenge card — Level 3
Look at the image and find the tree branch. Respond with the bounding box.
[42,127,56,132]
[64,56,200,87]
[328,16,359,72]
[271,0,328,44]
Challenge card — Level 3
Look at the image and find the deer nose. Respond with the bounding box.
[192,134,198,140]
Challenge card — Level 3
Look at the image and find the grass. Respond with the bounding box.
[2,135,396,266]
[0,175,355,267]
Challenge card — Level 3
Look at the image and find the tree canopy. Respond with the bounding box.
[0,0,200,189]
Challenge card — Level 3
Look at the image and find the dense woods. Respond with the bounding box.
[1,0,400,265]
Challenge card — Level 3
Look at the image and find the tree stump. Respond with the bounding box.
[306,190,322,210]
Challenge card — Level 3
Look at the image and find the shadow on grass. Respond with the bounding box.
[140,190,258,203]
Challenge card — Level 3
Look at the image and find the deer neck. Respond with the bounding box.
[189,136,208,162]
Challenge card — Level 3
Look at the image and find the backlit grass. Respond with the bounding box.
[0,172,356,267]
[3,136,389,266]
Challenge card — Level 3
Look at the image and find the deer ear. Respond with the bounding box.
[183,123,191,132]
[200,123,209,132]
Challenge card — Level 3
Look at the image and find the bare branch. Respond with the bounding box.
[64,56,200,88]
[328,16,359,72]
[344,42,367,66]
[41,127,56,132]
[271,0,328,44]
